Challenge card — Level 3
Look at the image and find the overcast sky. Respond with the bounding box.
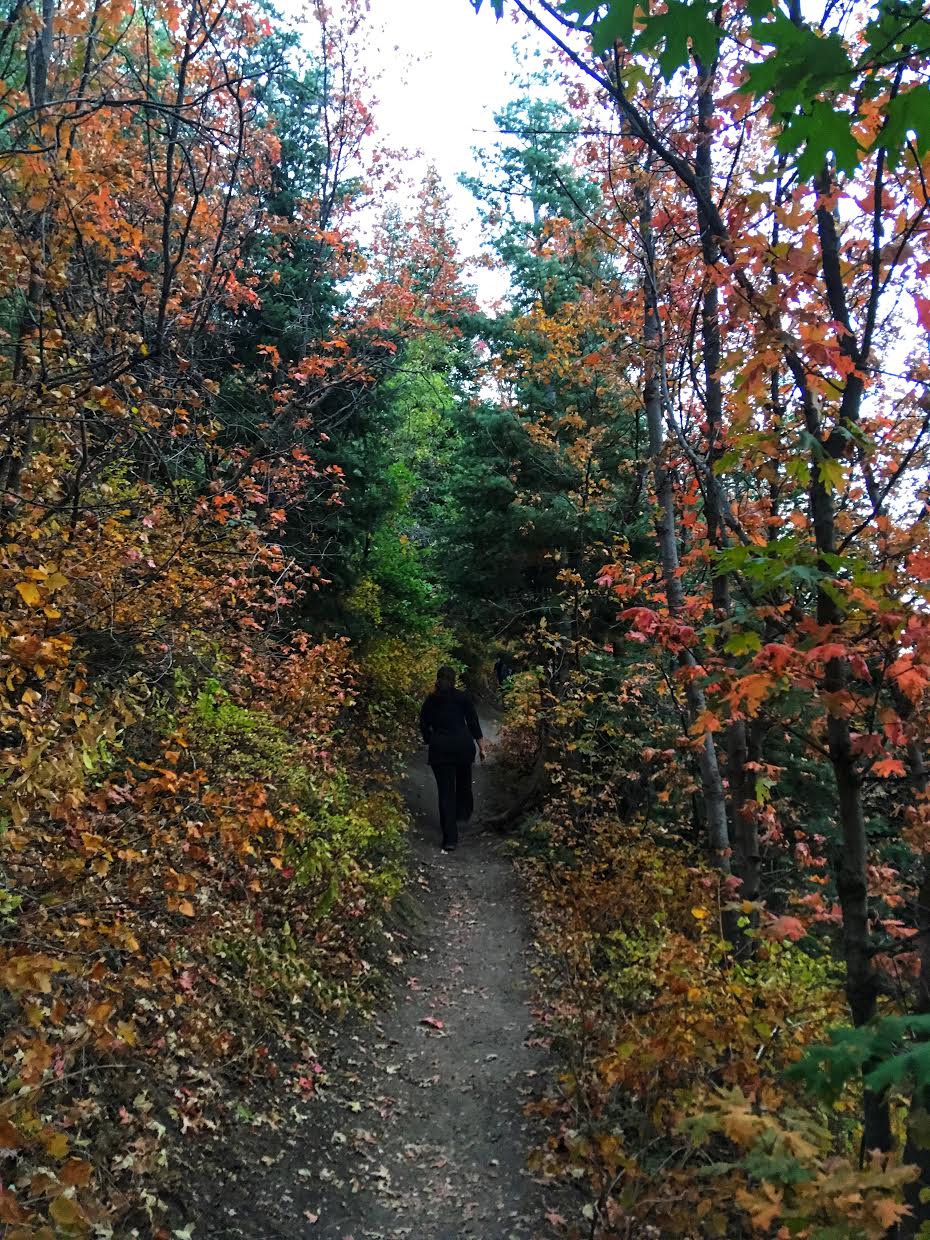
[364,0,546,301]
[369,0,517,183]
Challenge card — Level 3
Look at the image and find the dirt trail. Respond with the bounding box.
[185,714,566,1239]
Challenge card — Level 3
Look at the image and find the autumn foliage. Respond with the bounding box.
[2,0,930,1230]
[0,0,461,1229]
[458,0,930,1232]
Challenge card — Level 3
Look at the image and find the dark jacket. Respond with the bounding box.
[419,688,482,767]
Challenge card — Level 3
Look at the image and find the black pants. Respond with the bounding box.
[431,763,474,848]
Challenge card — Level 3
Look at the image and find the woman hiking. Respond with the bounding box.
[419,666,485,853]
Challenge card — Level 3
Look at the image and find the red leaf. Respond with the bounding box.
[764,915,807,942]
[873,757,906,778]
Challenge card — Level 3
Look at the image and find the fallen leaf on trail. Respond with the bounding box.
[303,1211,319,1223]
[49,1195,86,1227]
[0,1120,24,1151]
[419,1016,444,1029]
[43,1130,69,1159]
[14,581,41,606]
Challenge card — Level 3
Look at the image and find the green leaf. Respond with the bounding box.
[785,457,810,486]
[867,1042,930,1094]
[789,1014,930,1104]
[724,630,762,656]
[635,1,721,78]
[755,776,775,804]
[791,103,861,180]
[883,86,930,162]
[817,456,845,496]
[592,1,638,52]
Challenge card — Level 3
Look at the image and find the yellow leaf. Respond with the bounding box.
[49,1194,85,1227]
[14,581,41,606]
[735,1183,782,1229]
[43,1131,69,1159]
[87,1001,114,1027]
[691,906,709,920]
[873,1197,908,1229]
[818,457,845,495]
[116,1021,137,1046]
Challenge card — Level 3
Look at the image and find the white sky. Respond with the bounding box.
[364,0,546,302]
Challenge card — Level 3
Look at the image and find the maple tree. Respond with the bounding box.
[460,0,930,1233]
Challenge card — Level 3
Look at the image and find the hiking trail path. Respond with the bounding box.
[183,711,567,1240]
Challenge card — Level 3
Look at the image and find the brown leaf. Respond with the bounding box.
[59,1160,92,1189]
[0,1119,25,1151]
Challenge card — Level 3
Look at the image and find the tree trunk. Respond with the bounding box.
[1,0,56,519]
[790,377,888,1157]
[635,167,731,872]
[899,697,929,1236]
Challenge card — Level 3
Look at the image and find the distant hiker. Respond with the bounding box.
[419,666,485,854]
[493,655,514,688]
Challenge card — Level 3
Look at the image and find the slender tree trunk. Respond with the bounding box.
[799,389,889,1152]
[635,166,730,871]
[693,53,753,906]
[789,172,891,1157]
[693,55,729,618]
[1,0,56,519]
[900,697,930,1236]
[727,721,758,889]
[154,0,199,354]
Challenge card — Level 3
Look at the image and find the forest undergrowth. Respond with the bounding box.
[496,673,916,1239]
[1,520,452,1237]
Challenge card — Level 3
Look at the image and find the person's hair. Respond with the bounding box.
[435,665,456,692]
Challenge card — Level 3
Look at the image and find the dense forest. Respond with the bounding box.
[0,0,929,1234]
